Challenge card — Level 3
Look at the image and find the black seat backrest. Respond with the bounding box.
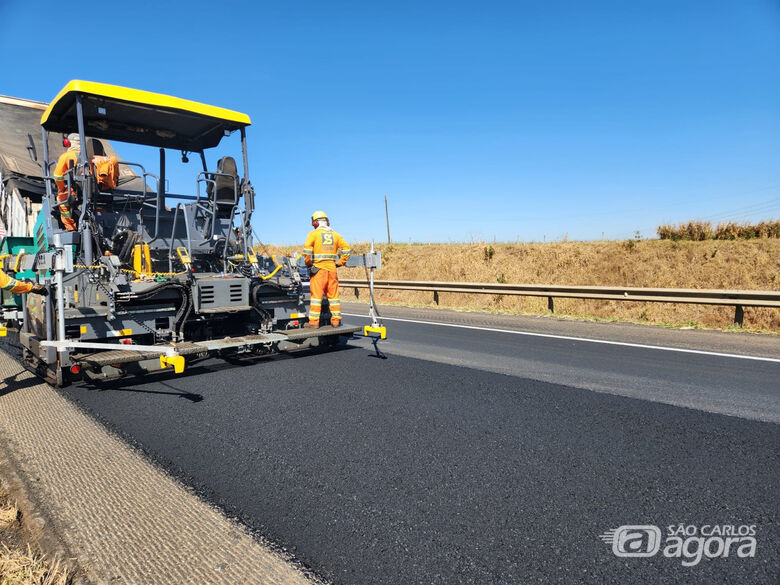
[214,156,239,204]
[86,138,106,159]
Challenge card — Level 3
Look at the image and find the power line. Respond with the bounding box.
[698,198,780,222]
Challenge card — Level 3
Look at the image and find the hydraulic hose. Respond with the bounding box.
[116,281,192,340]
[259,263,282,280]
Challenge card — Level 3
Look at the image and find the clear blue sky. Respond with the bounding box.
[2,0,778,244]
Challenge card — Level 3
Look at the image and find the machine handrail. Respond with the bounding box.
[196,171,239,206]
[168,202,194,273]
[114,161,159,238]
[195,172,240,243]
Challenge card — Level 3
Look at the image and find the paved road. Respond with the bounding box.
[58,311,779,585]
[343,303,780,423]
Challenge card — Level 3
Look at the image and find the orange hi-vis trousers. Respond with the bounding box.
[54,150,78,231]
[308,269,341,326]
[56,189,77,231]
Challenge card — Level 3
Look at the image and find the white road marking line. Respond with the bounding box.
[342,313,780,363]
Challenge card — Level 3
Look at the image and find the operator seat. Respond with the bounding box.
[210,156,240,219]
[86,138,106,159]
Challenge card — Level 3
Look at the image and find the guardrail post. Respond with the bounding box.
[433,291,439,305]
[734,305,744,327]
[547,296,554,313]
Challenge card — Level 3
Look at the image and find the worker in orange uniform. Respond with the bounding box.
[0,267,47,296]
[53,133,81,231]
[303,210,351,328]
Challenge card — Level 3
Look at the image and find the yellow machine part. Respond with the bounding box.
[132,244,152,275]
[41,80,251,129]
[159,354,185,374]
[176,247,192,266]
[13,250,25,272]
[364,325,387,340]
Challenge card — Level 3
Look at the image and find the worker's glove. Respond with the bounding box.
[30,284,49,296]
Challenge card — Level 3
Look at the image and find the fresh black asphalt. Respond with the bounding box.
[344,310,780,422]
[59,331,779,585]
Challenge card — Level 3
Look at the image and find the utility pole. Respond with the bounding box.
[384,194,391,244]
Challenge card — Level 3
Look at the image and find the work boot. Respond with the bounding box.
[304,321,319,329]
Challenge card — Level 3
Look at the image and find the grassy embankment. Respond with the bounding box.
[0,482,70,585]
[262,239,780,331]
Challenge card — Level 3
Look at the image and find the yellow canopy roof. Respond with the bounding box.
[41,80,251,150]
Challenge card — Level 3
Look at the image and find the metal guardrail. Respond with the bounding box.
[340,279,780,325]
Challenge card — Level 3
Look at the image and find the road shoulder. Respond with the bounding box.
[0,346,321,585]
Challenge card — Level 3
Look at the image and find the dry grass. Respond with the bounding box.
[265,239,780,330]
[0,487,70,585]
[658,219,780,241]
[0,545,69,585]
[0,500,20,530]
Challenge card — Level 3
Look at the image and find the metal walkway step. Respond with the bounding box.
[73,326,360,369]
[75,342,208,368]
[281,325,362,341]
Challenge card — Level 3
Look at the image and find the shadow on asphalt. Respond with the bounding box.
[79,381,205,402]
[0,372,45,397]
[366,337,388,359]
[77,343,362,398]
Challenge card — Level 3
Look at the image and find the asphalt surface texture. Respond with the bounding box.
[343,305,780,423]
[58,313,779,585]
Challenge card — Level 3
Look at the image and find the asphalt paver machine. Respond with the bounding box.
[1,80,364,386]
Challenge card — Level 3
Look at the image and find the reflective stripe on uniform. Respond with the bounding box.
[1,277,18,290]
[309,293,322,318]
[303,248,313,254]
[313,253,338,261]
[328,296,341,317]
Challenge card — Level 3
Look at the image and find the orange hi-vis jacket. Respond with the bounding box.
[0,267,33,294]
[54,150,80,198]
[303,227,351,272]
[54,150,80,231]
